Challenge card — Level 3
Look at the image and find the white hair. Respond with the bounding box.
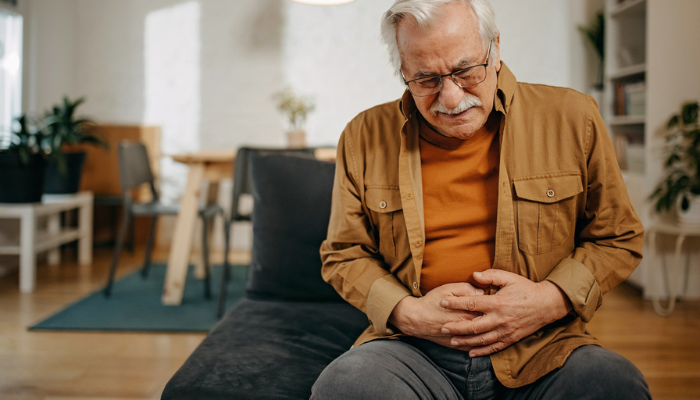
[380,0,499,77]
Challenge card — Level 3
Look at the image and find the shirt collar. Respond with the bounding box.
[494,61,516,115]
[398,60,517,119]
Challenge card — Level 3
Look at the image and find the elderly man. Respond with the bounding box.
[312,0,650,399]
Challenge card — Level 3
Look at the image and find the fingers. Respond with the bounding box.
[444,325,510,357]
[448,330,501,348]
[441,294,494,312]
[440,281,484,297]
[441,315,495,337]
[473,269,520,287]
[468,342,508,358]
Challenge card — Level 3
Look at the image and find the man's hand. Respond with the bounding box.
[440,270,572,357]
[389,282,484,349]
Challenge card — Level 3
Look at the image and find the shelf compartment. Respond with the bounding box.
[609,115,645,126]
[608,63,646,81]
[610,0,646,18]
[0,228,81,255]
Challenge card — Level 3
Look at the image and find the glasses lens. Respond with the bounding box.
[453,65,487,88]
[408,77,442,96]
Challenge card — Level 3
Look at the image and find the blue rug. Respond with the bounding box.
[29,264,248,333]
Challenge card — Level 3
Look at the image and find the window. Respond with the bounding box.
[0,8,22,149]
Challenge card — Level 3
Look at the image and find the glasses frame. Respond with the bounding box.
[402,40,493,97]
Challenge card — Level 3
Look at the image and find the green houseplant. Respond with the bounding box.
[273,87,316,148]
[578,12,605,91]
[42,96,107,194]
[650,101,700,221]
[0,115,48,203]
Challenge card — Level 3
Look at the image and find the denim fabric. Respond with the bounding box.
[311,340,650,400]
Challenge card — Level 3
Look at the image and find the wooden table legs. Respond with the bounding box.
[162,165,205,305]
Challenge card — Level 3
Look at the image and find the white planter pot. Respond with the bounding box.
[677,196,700,227]
[287,130,306,148]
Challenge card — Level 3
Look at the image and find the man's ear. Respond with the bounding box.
[493,32,501,72]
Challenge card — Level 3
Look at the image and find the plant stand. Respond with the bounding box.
[647,222,700,316]
[0,192,93,292]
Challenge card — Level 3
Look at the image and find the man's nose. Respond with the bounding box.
[438,77,464,110]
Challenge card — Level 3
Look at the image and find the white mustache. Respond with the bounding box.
[430,94,482,116]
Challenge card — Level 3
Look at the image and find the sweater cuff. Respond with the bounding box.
[545,257,602,322]
[366,275,411,334]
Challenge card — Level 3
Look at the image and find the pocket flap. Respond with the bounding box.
[513,174,583,204]
[365,187,403,212]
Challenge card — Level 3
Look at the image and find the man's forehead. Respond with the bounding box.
[395,3,483,75]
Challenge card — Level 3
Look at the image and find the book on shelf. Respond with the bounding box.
[614,80,646,117]
[612,133,645,173]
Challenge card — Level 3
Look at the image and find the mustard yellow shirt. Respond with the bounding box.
[320,62,644,388]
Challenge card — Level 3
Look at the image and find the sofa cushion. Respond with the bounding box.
[246,153,341,301]
[161,298,367,400]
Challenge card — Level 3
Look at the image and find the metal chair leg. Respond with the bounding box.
[127,207,136,253]
[104,209,131,297]
[217,220,233,318]
[141,215,158,278]
[201,215,212,300]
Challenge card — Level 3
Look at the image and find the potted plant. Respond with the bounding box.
[273,87,315,148]
[0,115,47,203]
[650,101,700,225]
[41,96,107,194]
[578,12,605,91]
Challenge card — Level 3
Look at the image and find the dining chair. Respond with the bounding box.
[104,141,224,298]
[217,147,316,317]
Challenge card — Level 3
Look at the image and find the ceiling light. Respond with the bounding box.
[290,0,356,5]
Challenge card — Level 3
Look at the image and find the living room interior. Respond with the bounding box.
[0,0,698,399]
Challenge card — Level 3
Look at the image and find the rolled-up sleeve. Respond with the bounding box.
[320,121,410,333]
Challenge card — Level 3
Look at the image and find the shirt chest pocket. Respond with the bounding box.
[365,187,408,260]
[513,174,583,255]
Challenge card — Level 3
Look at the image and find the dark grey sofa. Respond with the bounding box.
[162,153,368,400]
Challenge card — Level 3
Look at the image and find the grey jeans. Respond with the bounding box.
[310,338,650,400]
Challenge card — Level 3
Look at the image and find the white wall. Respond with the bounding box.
[22,0,75,115]
[24,0,286,203]
[491,0,604,93]
[23,0,604,153]
[283,0,404,146]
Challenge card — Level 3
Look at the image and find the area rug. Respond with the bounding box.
[29,264,248,333]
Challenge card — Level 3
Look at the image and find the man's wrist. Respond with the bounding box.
[388,296,416,335]
[540,280,573,322]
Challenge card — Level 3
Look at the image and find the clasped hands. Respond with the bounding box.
[388,270,572,357]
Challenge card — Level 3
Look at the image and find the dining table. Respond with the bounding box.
[162,149,235,305]
[161,147,337,306]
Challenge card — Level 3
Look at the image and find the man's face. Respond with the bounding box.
[397,3,501,140]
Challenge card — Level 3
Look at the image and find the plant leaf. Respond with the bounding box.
[681,102,699,125]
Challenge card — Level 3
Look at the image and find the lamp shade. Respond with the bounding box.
[290,0,356,4]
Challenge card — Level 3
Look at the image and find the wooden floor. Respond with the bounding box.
[0,247,698,400]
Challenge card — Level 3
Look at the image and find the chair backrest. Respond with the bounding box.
[118,141,158,200]
[230,147,315,221]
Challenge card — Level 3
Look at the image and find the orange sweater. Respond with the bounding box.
[418,116,499,294]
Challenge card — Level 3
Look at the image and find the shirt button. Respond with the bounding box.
[413,282,418,289]
[546,189,555,198]
[379,201,387,209]
[406,193,412,199]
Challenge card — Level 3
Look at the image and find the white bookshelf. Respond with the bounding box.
[604,0,700,299]
[605,0,649,290]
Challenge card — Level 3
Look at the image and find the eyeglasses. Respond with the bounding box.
[402,41,492,97]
